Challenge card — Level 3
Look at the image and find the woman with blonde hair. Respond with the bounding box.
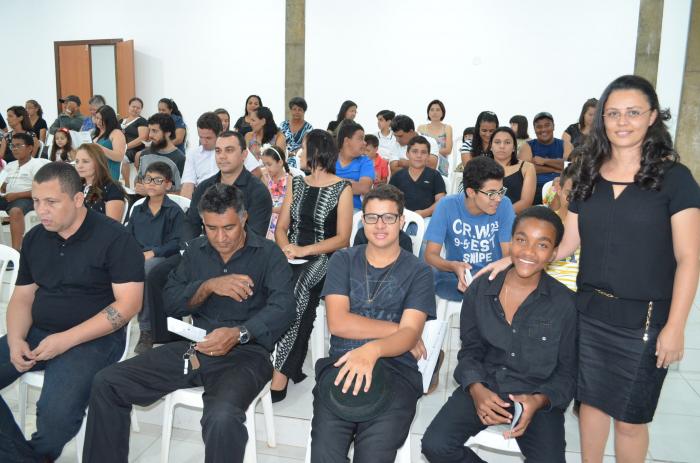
[74,143,126,222]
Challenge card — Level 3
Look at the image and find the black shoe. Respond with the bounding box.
[271,383,288,403]
[134,331,153,355]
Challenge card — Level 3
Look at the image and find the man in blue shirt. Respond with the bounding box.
[424,156,515,302]
[334,121,374,209]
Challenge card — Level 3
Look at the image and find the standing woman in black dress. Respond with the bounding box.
[480,75,700,461]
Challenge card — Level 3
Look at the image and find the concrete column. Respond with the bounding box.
[285,0,305,120]
[676,0,700,179]
[635,0,665,87]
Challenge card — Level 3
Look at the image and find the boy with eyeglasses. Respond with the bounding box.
[125,162,185,353]
[424,156,515,302]
[310,184,435,462]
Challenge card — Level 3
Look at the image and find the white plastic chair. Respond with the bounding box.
[417,319,448,393]
[289,167,306,177]
[160,382,276,463]
[0,245,20,332]
[466,426,522,455]
[18,319,135,463]
[0,211,41,245]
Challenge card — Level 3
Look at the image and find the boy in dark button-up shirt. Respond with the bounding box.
[422,206,576,463]
[84,183,294,463]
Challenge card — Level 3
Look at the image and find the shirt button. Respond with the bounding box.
[223,269,228,273]
[502,367,507,370]
[511,352,516,357]
[493,297,498,301]
[512,329,517,333]
[59,253,64,256]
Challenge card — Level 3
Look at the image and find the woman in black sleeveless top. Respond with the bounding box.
[488,127,536,213]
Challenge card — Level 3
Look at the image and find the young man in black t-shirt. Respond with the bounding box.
[310,184,436,462]
[0,163,144,462]
[389,135,446,223]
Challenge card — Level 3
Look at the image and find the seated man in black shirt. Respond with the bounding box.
[389,135,446,224]
[0,163,144,462]
[310,184,435,462]
[137,130,273,351]
[83,183,294,463]
[421,206,576,463]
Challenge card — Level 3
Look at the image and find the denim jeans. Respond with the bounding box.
[0,326,124,462]
[434,269,464,302]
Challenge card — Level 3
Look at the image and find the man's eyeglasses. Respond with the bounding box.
[603,108,652,121]
[143,176,166,185]
[477,187,508,200]
[363,213,400,224]
[10,144,27,150]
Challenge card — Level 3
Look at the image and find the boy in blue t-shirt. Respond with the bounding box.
[334,121,375,209]
[424,156,515,301]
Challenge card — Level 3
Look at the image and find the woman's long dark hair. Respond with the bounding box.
[95,105,121,141]
[306,129,337,174]
[254,107,279,144]
[472,111,499,157]
[158,98,183,117]
[7,106,33,131]
[335,100,357,123]
[243,95,262,117]
[487,127,519,166]
[571,75,677,202]
[578,98,598,130]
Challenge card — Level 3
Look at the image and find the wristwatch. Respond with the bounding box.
[238,326,251,344]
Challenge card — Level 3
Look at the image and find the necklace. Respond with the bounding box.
[365,254,398,304]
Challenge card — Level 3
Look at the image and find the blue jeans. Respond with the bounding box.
[0,326,124,462]
[433,269,464,302]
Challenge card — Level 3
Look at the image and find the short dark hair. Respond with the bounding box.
[34,161,83,196]
[197,111,223,135]
[364,134,379,148]
[390,114,415,133]
[218,130,246,151]
[362,184,404,216]
[407,135,431,153]
[198,183,246,216]
[427,99,446,121]
[462,156,504,192]
[337,121,364,149]
[306,129,337,174]
[376,110,395,121]
[145,161,174,182]
[463,127,475,137]
[12,132,34,146]
[288,96,308,112]
[512,206,564,247]
[148,113,176,139]
[509,115,529,139]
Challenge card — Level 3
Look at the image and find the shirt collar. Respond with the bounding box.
[213,168,251,188]
[482,264,552,298]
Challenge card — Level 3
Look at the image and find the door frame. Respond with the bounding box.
[54,38,123,114]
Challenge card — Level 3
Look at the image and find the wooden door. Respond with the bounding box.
[57,45,91,115]
[115,40,135,118]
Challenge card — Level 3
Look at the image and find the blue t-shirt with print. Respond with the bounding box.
[425,193,515,274]
[335,155,375,209]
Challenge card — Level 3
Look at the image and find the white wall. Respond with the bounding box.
[306,0,641,138]
[0,0,286,140]
[656,0,692,141]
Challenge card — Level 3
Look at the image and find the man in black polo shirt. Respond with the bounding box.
[135,130,273,352]
[83,183,295,463]
[0,163,144,462]
[389,135,446,224]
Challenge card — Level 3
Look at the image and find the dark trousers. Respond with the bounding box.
[310,365,419,463]
[0,327,124,462]
[421,386,566,463]
[147,254,183,343]
[83,340,272,463]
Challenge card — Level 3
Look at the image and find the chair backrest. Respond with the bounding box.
[166,194,191,213]
[349,210,363,246]
[0,244,20,304]
[120,199,130,224]
[402,209,425,257]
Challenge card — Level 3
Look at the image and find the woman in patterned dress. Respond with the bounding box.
[272,129,354,401]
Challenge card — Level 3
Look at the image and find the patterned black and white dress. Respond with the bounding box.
[274,176,349,382]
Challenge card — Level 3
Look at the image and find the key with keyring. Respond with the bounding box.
[183,343,196,375]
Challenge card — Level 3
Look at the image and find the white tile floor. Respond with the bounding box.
[2,288,700,462]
